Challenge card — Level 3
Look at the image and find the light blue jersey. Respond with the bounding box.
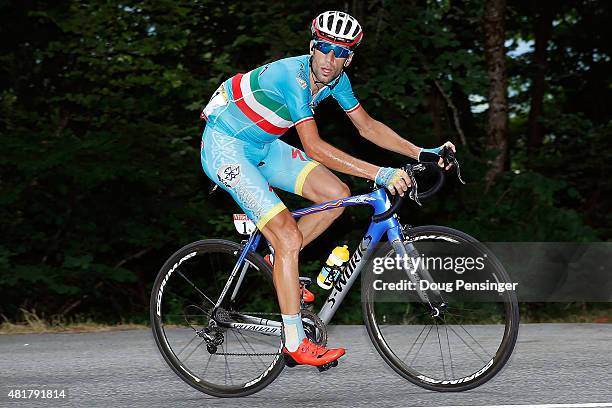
[200,55,361,228]
[201,55,360,145]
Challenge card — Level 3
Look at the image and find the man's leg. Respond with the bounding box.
[260,209,345,365]
[260,209,307,354]
[259,209,303,315]
[297,165,351,247]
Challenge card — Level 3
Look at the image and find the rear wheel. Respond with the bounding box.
[150,239,285,397]
[363,226,519,391]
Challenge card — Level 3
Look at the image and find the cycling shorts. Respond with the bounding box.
[200,124,319,230]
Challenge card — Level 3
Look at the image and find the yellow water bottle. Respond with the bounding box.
[317,245,350,290]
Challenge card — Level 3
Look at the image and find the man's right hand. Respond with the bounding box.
[375,167,411,196]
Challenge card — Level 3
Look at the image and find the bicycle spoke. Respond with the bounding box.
[444,318,490,363]
[231,329,267,369]
[182,336,207,363]
[444,319,455,379]
[401,323,429,362]
[435,320,448,380]
[218,342,232,385]
[176,269,215,306]
[176,332,200,357]
[452,317,495,358]
[409,324,434,366]
[202,351,213,379]
[238,328,280,348]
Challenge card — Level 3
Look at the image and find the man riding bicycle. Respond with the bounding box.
[200,10,455,367]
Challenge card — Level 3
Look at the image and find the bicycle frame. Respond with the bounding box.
[214,187,427,335]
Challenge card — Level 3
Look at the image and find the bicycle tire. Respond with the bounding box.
[150,239,285,397]
[362,225,519,392]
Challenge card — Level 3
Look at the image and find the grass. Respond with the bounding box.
[1,304,609,334]
[0,309,147,334]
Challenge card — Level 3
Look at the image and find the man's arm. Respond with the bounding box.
[296,119,379,180]
[296,118,412,195]
[346,106,422,159]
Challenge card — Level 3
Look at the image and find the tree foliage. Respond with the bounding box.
[0,0,609,322]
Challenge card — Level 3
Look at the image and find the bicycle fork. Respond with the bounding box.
[389,228,447,316]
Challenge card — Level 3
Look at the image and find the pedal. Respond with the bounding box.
[299,276,312,287]
[299,277,315,304]
[284,354,298,368]
[316,360,338,372]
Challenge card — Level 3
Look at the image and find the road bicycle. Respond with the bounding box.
[150,151,520,397]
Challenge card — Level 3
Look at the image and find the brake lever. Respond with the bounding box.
[454,158,466,185]
[441,147,466,185]
[404,164,422,206]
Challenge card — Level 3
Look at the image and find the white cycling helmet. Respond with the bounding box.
[311,11,363,49]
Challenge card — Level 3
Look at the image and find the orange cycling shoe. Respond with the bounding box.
[283,338,345,367]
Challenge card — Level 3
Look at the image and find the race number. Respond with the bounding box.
[233,214,256,235]
[201,83,229,120]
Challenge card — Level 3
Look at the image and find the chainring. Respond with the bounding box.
[301,309,327,347]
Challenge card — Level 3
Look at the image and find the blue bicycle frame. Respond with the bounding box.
[215,187,430,331]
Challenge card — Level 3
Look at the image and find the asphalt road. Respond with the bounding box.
[1,324,610,408]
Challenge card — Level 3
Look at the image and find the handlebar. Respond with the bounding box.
[371,147,465,223]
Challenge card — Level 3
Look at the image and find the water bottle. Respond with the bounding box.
[317,245,350,290]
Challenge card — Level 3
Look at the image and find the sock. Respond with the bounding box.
[282,313,306,352]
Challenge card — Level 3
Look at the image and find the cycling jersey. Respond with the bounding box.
[201,55,360,145]
[200,55,361,229]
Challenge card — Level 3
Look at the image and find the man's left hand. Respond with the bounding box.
[418,141,456,170]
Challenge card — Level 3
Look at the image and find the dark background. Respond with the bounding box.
[1,0,610,324]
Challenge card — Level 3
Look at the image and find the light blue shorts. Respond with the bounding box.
[200,125,319,229]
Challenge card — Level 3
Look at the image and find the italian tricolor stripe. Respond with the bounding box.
[231,69,294,135]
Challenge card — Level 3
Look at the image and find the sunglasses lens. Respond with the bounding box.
[315,42,351,58]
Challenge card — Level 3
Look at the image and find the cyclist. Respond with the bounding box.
[200,10,455,367]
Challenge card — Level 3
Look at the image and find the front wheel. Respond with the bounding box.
[362,226,519,392]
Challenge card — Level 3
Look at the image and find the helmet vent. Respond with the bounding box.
[344,20,353,35]
[335,19,342,33]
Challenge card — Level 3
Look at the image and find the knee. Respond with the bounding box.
[337,182,351,199]
[325,181,351,202]
[273,222,303,253]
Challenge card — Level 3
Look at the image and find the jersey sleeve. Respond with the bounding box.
[331,73,360,113]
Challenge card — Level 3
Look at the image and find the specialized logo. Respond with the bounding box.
[291,148,308,161]
[217,164,241,188]
[345,196,376,204]
[232,323,280,335]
